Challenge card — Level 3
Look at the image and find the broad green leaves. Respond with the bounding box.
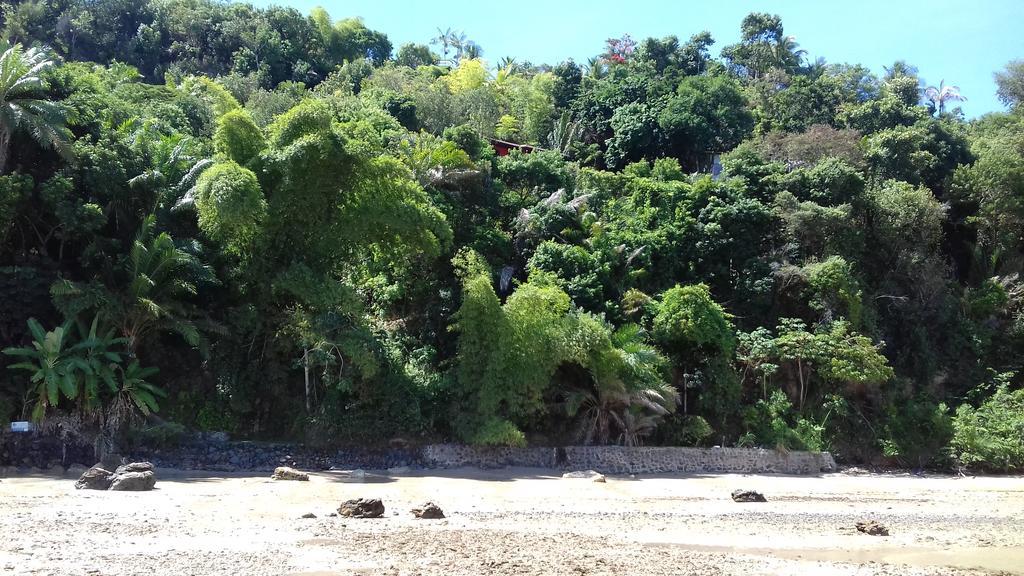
[2,316,162,423]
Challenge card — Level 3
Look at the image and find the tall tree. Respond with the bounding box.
[721,13,795,78]
[0,43,72,173]
[883,60,919,80]
[923,80,966,115]
[994,60,1024,110]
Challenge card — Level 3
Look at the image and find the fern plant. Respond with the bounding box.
[51,214,213,353]
[107,361,163,432]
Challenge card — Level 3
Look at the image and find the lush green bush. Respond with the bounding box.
[952,381,1024,472]
[653,284,735,357]
[880,396,953,469]
[194,161,267,252]
[654,414,714,446]
[496,149,575,192]
[443,124,488,160]
[213,109,266,166]
[472,418,527,447]
[741,390,825,451]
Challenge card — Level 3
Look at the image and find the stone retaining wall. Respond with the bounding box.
[129,440,418,472]
[0,431,94,470]
[1,430,835,476]
[421,444,836,475]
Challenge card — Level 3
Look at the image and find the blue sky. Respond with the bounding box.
[255,0,1023,116]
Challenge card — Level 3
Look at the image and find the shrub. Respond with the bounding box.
[194,161,267,253]
[527,241,605,310]
[742,390,824,451]
[496,149,575,192]
[952,381,1024,472]
[443,124,487,160]
[653,284,735,357]
[651,157,685,182]
[655,414,714,446]
[213,109,265,165]
[623,160,652,178]
[880,396,953,469]
[128,421,189,448]
[804,256,863,327]
[472,418,527,447]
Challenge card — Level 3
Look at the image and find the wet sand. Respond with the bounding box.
[0,467,1021,575]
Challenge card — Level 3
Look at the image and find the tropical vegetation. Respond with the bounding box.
[0,2,1022,471]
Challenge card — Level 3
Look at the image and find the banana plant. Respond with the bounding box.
[3,318,78,421]
[70,315,125,412]
[4,316,134,421]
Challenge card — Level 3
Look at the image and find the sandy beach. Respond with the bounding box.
[1,467,1022,575]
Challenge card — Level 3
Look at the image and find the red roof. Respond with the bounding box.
[488,138,543,156]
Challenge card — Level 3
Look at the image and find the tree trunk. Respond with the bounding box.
[0,128,10,175]
[303,348,312,414]
[671,365,687,414]
[796,357,805,411]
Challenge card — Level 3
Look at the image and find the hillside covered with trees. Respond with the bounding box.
[1,1,1023,471]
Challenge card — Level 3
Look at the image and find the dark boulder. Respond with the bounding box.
[109,463,157,491]
[75,466,114,490]
[731,489,767,503]
[856,520,889,536]
[411,502,445,519]
[338,498,384,518]
[115,462,154,474]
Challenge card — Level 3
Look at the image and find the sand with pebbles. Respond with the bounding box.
[1,467,1022,575]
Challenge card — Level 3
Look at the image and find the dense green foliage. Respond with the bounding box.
[0,3,1021,471]
[951,375,1024,472]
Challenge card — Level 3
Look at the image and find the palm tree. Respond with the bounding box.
[107,360,163,431]
[923,80,967,114]
[0,43,73,174]
[584,57,607,80]
[462,41,483,61]
[114,215,210,353]
[52,215,213,354]
[803,57,828,79]
[121,119,213,227]
[449,30,468,62]
[883,60,918,80]
[564,323,679,445]
[773,35,806,73]
[431,27,454,63]
[546,111,582,158]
